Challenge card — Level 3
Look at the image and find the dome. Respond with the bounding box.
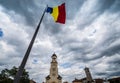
[51,53,57,59]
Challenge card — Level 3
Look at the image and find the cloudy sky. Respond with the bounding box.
[0,0,120,83]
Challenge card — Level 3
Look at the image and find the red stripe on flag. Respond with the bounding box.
[56,3,66,24]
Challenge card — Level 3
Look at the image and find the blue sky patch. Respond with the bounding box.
[0,28,3,37]
[61,63,72,68]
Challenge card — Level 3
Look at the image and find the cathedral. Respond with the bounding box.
[45,53,62,83]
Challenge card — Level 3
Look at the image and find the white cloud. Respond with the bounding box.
[0,0,120,83]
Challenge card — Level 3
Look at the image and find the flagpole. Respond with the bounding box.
[13,6,47,83]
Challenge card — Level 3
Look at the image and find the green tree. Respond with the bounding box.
[0,66,30,83]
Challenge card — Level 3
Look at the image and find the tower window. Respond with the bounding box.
[52,68,55,71]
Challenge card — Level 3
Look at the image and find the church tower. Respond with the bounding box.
[84,67,93,83]
[46,53,62,83]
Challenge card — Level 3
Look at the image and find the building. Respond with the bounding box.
[72,78,87,83]
[72,78,82,83]
[46,53,62,83]
[30,79,36,83]
[63,81,69,83]
[81,78,87,83]
[108,77,120,83]
[72,67,94,83]
[94,79,104,83]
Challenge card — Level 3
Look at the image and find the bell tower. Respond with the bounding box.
[46,53,62,83]
[50,54,58,78]
[84,67,93,83]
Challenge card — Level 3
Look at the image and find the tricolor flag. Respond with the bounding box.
[46,3,66,24]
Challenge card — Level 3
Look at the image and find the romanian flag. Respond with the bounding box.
[46,3,66,24]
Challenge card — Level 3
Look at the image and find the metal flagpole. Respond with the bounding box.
[13,6,47,83]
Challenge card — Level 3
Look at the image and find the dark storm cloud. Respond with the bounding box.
[109,0,120,13]
[108,71,120,77]
[0,0,85,27]
[42,18,62,35]
[0,63,5,66]
[106,56,120,77]
[78,43,120,62]
[79,44,120,62]
[107,69,120,77]
[5,38,28,57]
[0,0,39,26]
[100,44,120,56]
[97,0,115,12]
[108,58,120,65]
[98,31,120,57]
[107,56,120,69]
[66,0,85,19]
[77,0,116,30]
[96,72,108,76]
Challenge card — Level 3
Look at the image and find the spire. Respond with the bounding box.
[51,53,57,62]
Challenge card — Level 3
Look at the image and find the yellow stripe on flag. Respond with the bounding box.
[51,6,59,21]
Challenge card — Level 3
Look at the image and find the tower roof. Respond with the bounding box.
[57,75,62,80]
[46,75,50,80]
[84,66,89,70]
[52,53,57,57]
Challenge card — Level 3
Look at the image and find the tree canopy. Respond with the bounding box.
[0,66,30,83]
